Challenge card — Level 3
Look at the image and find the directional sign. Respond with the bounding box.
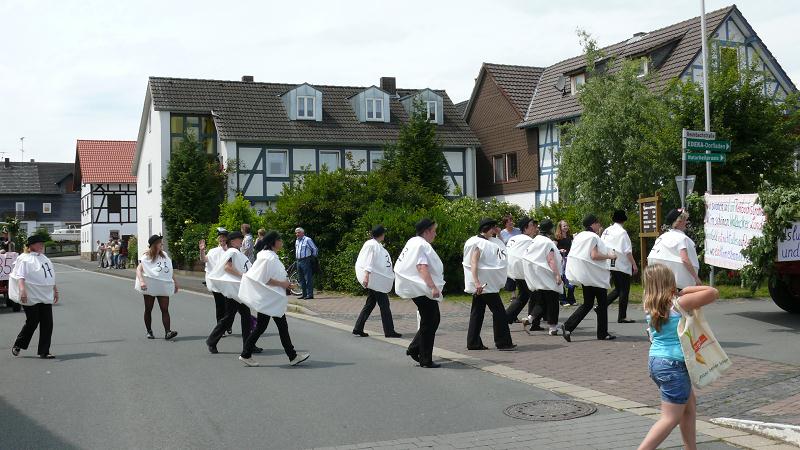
[685,138,731,153]
[682,129,716,140]
[687,152,725,163]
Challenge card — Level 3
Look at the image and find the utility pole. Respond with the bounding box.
[19,137,25,162]
[699,0,715,286]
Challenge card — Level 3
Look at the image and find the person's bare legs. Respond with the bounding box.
[638,401,687,450]
[679,390,697,450]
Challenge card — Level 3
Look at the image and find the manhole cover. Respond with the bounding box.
[503,400,597,421]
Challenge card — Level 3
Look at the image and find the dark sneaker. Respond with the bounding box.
[352,330,369,337]
[406,350,420,362]
[419,361,441,368]
[497,344,517,351]
[12,347,21,356]
[563,330,572,342]
[385,332,402,338]
[165,331,178,340]
[207,344,219,354]
[146,330,155,339]
[253,346,263,353]
[39,353,56,359]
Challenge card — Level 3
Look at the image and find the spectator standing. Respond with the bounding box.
[294,227,318,300]
[119,239,129,269]
[241,224,254,263]
[253,228,267,254]
[555,220,576,306]
[111,240,121,269]
[97,241,105,268]
[602,210,638,323]
[499,215,521,244]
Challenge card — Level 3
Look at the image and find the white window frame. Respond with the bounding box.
[571,73,586,95]
[318,150,340,170]
[366,98,383,121]
[42,202,52,214]
[15,202,25,213]
[426,101,438,122]
[148,217,153,238]
[493,153,518,183]
[146,161,152,192]
[297,96,315,119]
[369,150,384,171]
[266,150,289,177]
[637,58,649,78]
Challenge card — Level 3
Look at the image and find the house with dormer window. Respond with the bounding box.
[464,5,796,209]
[131,76,479,247]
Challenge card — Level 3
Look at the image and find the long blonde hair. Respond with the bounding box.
[643,264,677,332]
[555,220,572,240]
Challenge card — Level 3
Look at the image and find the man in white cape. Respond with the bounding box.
[504,217,538,325]
[352,225,401,338]
[521,219,563,335]
[199,228,229,329]
[602,210,638,323]
[648,208,701,289]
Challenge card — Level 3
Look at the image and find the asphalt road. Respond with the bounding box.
[0,263,578,450]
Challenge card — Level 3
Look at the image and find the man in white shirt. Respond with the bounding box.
[294,227,318,299]
[601,210,638,323]
[241,224,254,263]
[352,225,402,338]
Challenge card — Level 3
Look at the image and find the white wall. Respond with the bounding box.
[480,192,537,212]
[135,107,168,256]
[80,183,93,255]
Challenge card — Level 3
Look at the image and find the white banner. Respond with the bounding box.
[778,222,800,262]
[704,194,764,270]
[0,252,18,281]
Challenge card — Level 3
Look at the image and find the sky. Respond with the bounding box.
[0,0,797,163]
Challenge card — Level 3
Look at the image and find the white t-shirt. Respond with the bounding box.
[565,231,611,289]
[522,235,563,293]
[204,246,226,293]
[601,223,633,275]
[462,235,508,294]
[506,234,534,280]
[239,250,288,317]
[355,239,395,294]
[648,229,700,289]
[394,236,445,301]
[208,248,251,302]
[134,252,175,297]
[9,252,56,304]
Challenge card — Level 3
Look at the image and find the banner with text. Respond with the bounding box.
[778,222,800,262]
[704,193,764,270]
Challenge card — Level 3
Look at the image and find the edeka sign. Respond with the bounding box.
[704,194,765,270]
[778,222,800,262]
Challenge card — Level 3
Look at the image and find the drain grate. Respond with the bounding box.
[503,400,597,421]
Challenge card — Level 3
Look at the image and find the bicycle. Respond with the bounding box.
[284,260,303,296]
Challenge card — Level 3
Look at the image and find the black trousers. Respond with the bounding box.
[607,271,632,321]
[14,303,53,355]
[531,289,560,326]
[407,296,440,365]
[241,313,297,360]
[207,297,252,347]
[467,292,513,349]
[353,289,396,335]
[212,291,227,324]
[505,279,534,324]
[563,285,609,339]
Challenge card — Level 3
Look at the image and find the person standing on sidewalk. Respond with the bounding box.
[10,235,59,359]
[241,224,255,263]
[555,220,576,306]
[562,215,617,342]
[352,225,402,338]
[522,219,563,335]
[294,227,318,300]
[199,228,229,330]
[238,231,310,367]
[504,217,538,325]
[639,264,718,450]
[602,210,638,323]
[134,235,179,340]
[647,209,702,290]
[96,240,105,268]
[395,218,445,368]
[464,218,516,351]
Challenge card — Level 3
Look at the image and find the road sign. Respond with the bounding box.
[685,138,731,152]
[687,152,725,163]
[682,129,716,140]
[675,175,696,206]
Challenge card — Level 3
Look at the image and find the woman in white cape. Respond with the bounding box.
[352,225,401,338]
[521,219,563,335]
[647,209,702,289]
[135,235,178,340]
[199,228,229,330]
[10,235,59,358]
[237,231,310,367]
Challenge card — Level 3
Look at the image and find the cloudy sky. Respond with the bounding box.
[1,0,797,163]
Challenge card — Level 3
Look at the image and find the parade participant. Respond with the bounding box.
[556,220,576,306]
[562,214,617,342]
[602,210,638,323]
[522,219,562,335]
[638,264,718,450]
[294,227,318,299]
[352,225,401,338]
[238,231,310,367]
[395,218,445,368]
[504,217,537,324]
[647,209,701,289]
[10,235,59,358]
[205,231,256,354]
[134,235,179,340]
[199,228,229,329]
[464,218,516,351]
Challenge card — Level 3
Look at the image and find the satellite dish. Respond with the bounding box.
[555,75,567,92]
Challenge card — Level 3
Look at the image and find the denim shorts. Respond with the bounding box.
[648,357,692,404]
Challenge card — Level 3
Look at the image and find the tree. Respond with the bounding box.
[161,135,226,253]
[381,99,449,196]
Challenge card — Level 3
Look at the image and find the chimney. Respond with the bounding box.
[30,158,35,162]
[380,77,396,95]
[241,75,254,82]
[3,158,9,168]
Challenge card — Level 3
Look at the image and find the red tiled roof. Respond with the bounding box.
[75,140,137,184]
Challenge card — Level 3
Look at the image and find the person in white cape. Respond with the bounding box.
[602,210,638,323]
[395,218,445,368]
[504,217,538,325]
[199,228,229,330]
[464,218,516,351]
[647,209,702,289]
[237,231,310,367]
[521,219,563,336]
[352,225,402,338]
[562,215,618,342]
[10,235,59,358]
[135,235,179,340]
[205,231,257,354]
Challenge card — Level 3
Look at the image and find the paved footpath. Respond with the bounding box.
[53,257,799,449]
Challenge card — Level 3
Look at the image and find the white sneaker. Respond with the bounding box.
[290,352,310,366]
[239,356,259,367]
[548,327,559,336]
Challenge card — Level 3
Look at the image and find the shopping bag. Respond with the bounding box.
[673,298,732,388]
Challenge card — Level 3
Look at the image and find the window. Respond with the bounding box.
[319,150,340,170]
[147,162,152,190]
[426,101,437,122]
[148,217,152,238]
[107,194,121,214]
[42,203,52,214]
[637,58,649,77]
[15,202,24,216]
[366,98,383,120]
[493,153,518,183]
[170,114,217,155]
[370,151,384,171]
[571,73,586,95]
[267,150,289,176]
[297,96,315,119]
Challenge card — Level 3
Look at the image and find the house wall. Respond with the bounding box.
[537,122,561,207]
[135,107,169,257]
[81,183,137,258]
[1,193,80,236]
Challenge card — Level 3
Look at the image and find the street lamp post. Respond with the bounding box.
[699,0,714,286]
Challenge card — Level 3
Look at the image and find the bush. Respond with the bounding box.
[208,194,267,244]
[128,236,138,264]
[174,222,212,269]
[33,226,52,243]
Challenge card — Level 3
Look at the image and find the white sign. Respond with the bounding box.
[778,222,800,262]
[683,129,717,140]
[0,252,18,281]
[704,194,764,270]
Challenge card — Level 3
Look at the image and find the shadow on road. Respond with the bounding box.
[0,397,80,449]
[276,359,356,369]
[55,352,107,361]
[730,311,800,332]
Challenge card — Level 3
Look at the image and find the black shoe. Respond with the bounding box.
[165,331,178,340]
[498,344,517,351]
[562,330,572,343]
[385,332,402,338]
[419,362,441,368]
[39,353,56,359]
[618,319,635,323]
[406,350,419,362]
[467,345,489,350]
[253,346,263,353]
[305,297,314,300]
[145,330,155,339]
[207,344,218,354]
[11,346,20,356]
[226,329,233,335]
[529,325,545,332]
[353,330,369,337]
[598,334,617,341]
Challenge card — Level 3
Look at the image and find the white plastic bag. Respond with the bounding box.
[673,299,732,388]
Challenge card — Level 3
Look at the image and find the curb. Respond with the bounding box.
[711,418,800,447]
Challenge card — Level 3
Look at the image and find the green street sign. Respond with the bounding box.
[685,138,731,152]
[686,152,726,163]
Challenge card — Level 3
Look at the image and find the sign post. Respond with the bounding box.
[638,192,662,275]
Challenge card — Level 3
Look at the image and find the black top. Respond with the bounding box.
[556,236,572,255]
[254,238,266,254]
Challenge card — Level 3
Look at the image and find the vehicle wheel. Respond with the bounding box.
[769,274,800,314]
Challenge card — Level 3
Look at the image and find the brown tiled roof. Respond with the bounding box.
[521,5,735,127]
[484,63,545,117]
[75,140,137,185]
[454,100,468,118]
[148,78,480,148]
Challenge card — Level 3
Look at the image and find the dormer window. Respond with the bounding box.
[637,58,649,77]
[570,73,586,95]
[366,98,383,121]
[426,101,438,122]
[297,96,315,119]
